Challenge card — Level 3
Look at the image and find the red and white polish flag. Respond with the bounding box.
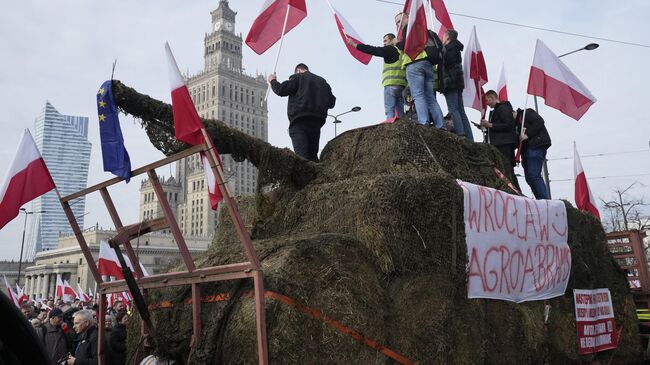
[403,0,428,60]
[428,0,454,40]
[527,39,596,121]
[574,143,601,221]
[327,2,372,65]
[76,283,91,302]
[496,61,508,101]
[98,240,149,280]
[4,275,19,307]
[462,26,488,113]
[245,0,308,55]
[15,284,28,306]
[0,129,55,230]
[166,42,223,209]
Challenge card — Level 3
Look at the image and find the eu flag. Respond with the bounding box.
[97,80,132,182]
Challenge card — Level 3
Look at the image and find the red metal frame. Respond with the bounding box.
[57,138,269,365]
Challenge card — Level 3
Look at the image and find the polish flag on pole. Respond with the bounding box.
[15,284,28,306]
[76,283,91,302]
[326,2,372,65]
[462,26,488,114]
[496,61,508,101]
[62,280,76,302]
[166,42,223,209]
[574,143,601,221]
[0,129,55,230]
[3,275,19,307]
[97,240,149,279]
[527,39,596,121]
[428,0,454,39]
[403,0,428,60]
[245,0,307,55]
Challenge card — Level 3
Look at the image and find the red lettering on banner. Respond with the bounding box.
[499,246,511,294]
[539,201,550,242]
[523,200,538,241]
[505,196,517,235]
[465,185,481,232]
[535,244,546,291]
[510,250,523,291]
[484,246,499,292]
[468,247,487,291]
[521,249,536,292]
[479,186,495,232]
[494,190,507,230]
[551,209,568,238]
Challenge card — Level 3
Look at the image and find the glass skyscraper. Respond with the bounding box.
[32,102,91,254]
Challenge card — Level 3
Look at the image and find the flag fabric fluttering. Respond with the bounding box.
[462,26,488,114]
[574,143,601,221]
[3,275,18,307]
[496,61,508,101]
[527,39,596,121]
[97,240,149,280]
[15,284,28,306]
[0,129,55,230]
[327,2,372,65]
[166,43,223,210]
[76,283,91,302]
[97,80,132,182]
[429,0,454,39]
[245,0,308,55]
[403,0,428,60]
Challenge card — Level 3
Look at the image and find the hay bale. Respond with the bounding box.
[115,84,642,364]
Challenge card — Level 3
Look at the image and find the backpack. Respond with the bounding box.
[425,30,443,65]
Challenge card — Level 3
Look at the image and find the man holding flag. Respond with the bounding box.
[268,64,336,162]
[347,34,407,119]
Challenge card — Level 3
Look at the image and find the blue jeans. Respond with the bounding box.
[522,147,549,199]
[383,85,405,119]
[406,61,444,127]
[444,90,474,141]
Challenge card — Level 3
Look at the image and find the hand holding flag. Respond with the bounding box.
[245,0,307,55]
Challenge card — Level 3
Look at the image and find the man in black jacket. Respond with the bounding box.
[441,29,473,141]
[347,34,406,119]
[43,308,72,364]
[107,310,127,365]
[515,108,552,199]
[480,90,520,191]
[268,63,336,162]
[67,309,98,365]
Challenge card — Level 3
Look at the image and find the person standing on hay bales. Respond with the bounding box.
[480,90,521,191]
[440,29,473,141]
[268,63,336,162]
[346,33,407,119]
[514,107,551,199]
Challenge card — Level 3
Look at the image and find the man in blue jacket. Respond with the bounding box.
[268,64,336,162]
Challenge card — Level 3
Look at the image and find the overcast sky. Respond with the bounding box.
[1,0,649,260]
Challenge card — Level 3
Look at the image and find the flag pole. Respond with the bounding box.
[264,3,292,104]
[514,95,529,164]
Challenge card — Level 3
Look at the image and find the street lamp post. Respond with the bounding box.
[537,43,599,198]
[328,106,361,136]
[17,208,45,287]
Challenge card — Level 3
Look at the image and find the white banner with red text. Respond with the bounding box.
[574,288,618,354]
[458,180,571,303]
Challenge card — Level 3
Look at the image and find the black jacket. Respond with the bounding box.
[108,324,126,365]
[73,325,99,365]
[270,71,336,126]
[488,101,518,147]
[356,43,400,64]
[42,323,71,364]
[516,108,551,151]
[440,39,465,92]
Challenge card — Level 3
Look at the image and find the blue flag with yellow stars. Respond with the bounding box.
[97,80,132,182]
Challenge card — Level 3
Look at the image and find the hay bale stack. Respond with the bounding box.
[118,92,641,363]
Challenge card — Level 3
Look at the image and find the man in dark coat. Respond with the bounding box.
[440,29,473,141]
[67,309,98,365]
[43,308,72,364]
[107,310,128,365]
[481,90,521,191]
[268,63,336,162]
[515,108,552,199]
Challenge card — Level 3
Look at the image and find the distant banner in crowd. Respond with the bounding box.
[574,288,619,354]
[458,180,571,303]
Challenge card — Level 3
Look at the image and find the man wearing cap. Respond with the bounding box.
[43,308,72,364]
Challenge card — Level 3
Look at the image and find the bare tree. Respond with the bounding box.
[600,182,649,232]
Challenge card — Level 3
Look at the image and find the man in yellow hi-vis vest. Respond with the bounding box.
[348,34,407,119]
[395,12,445,128]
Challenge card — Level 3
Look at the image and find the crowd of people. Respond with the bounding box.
[20,298,129,365]
[268,11,552,200]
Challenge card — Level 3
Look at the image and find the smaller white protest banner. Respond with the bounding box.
[458,180,571,303]
[574,288,618,354]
